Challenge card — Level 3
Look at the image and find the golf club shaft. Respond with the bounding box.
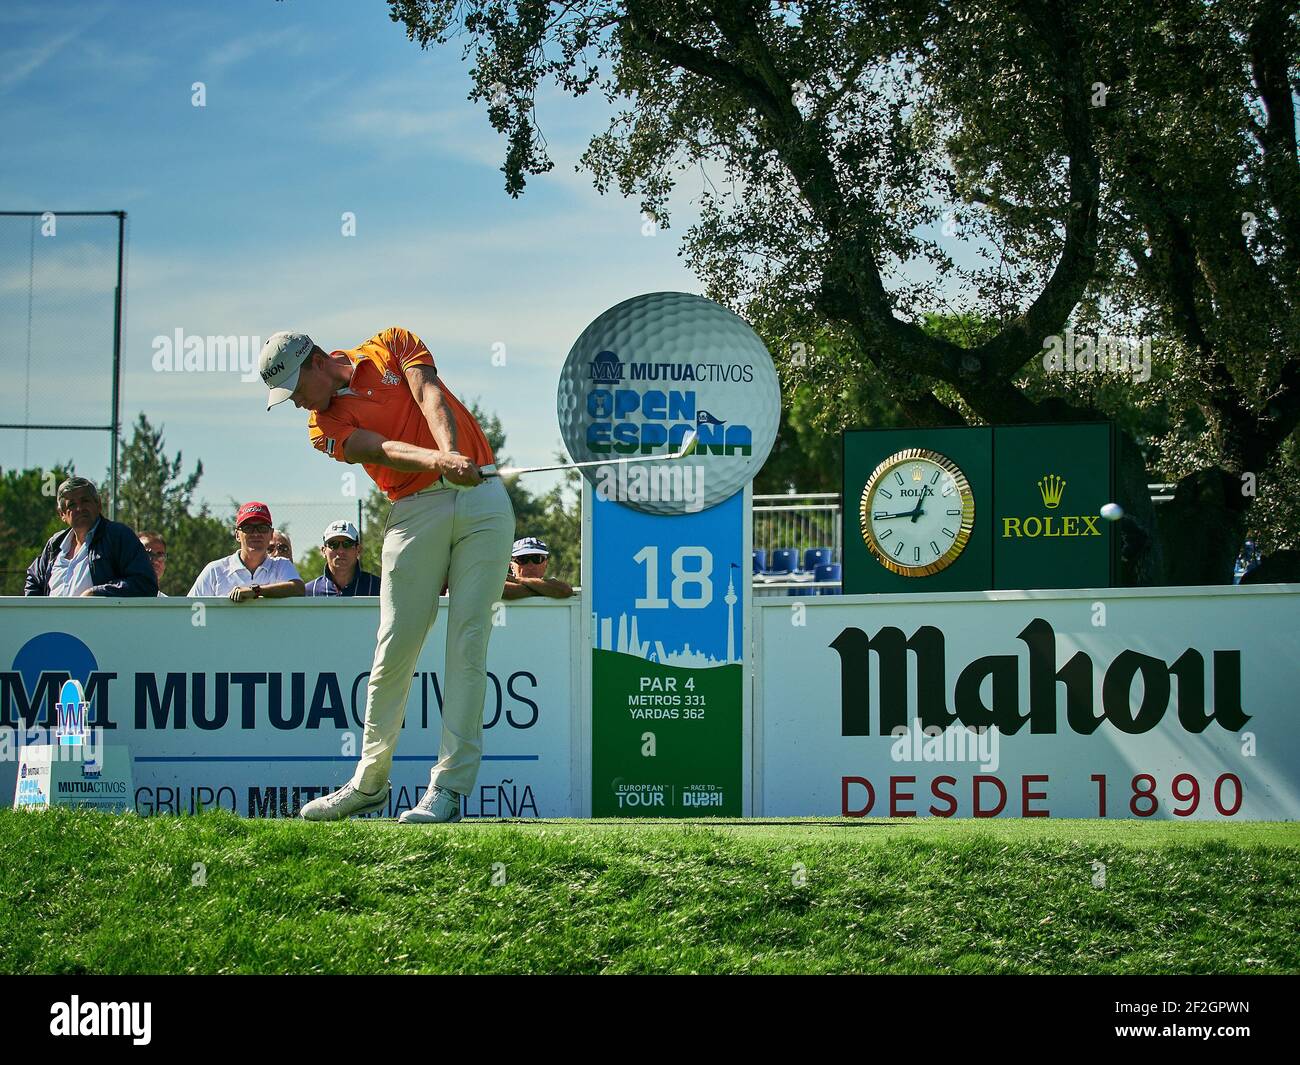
[487,450,692,478]
[478,428,699,479]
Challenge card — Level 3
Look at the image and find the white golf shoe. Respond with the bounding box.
[398,784,463,824]
[300,781,391,821]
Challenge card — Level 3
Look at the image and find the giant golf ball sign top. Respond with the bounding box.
[557,292,781,514]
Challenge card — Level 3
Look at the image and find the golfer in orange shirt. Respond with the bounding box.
[260,327,514,823]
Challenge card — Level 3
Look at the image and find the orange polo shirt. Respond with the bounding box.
[308,327,496,501]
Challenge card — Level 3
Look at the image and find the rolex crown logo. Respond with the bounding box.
[1038,474,1066,509]
[911,464,923,482]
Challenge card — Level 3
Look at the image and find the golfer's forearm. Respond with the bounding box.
[345,433,443,474]
[402,365,459,452]
[420,393,458,454]
[378,439,447,473]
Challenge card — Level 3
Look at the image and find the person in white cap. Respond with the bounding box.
[260,328,513,824]
[502,536,574,600]
[305,520,380,596]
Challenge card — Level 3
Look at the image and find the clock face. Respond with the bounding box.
[859,448,975,576]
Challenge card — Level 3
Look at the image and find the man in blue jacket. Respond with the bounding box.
[24,476,158,597]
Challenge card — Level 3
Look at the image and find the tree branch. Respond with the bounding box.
[620,1,783,121]
[972,0,1101,381]
[1247,0,1300,260]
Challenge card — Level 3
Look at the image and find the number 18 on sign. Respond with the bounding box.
[588,487,747,816]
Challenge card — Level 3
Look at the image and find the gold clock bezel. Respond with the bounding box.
[859,448,975,577]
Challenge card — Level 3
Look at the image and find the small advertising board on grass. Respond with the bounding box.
[12,680,134,813]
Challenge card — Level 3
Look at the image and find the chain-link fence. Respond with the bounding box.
[0,211,125,510]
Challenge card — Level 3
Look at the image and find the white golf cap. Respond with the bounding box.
[260,331,315,409]
[511,536,550,558]
[322,519,360,545]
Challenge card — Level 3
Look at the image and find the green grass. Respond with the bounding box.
[2,810,1297,974]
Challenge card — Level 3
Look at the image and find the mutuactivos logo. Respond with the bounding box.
[588,348,754,384]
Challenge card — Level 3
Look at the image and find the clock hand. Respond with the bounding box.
[903,495,926,523]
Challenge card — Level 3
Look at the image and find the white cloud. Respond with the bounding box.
[0,25,88,93]
[204,26,309,73]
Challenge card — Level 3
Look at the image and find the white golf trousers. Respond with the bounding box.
[351,475,514,797]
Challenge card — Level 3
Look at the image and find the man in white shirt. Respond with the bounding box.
[24,476,157,597]
[49,519,97,598]
[187,502,305,601]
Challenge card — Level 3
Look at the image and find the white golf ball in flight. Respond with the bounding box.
[1100,502,1124,522]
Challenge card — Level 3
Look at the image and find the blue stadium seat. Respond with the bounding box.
[753,549,767,575]
[803,547,833,572]
[769,548,798,575]
[788,584,819,596]
[816,563,842,594]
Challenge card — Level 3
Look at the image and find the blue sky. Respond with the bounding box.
[0,0,706,535]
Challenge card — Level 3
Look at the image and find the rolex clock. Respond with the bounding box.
[859,448,975,576]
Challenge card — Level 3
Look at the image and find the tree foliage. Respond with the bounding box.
[113,414,234,595]
[388,0,1300,583]
[0,465,71,595]
[0,416,240,595]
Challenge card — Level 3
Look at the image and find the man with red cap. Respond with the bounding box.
[259,327,513,825]
[186,501,306,600]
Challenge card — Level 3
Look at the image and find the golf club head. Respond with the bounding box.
[676,429,699,458]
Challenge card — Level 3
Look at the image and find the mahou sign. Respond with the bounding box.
[832,618,1247,737]
[755,586,1300,819]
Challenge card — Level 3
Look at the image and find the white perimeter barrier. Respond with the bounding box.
[0,598,582,818]
[4,585,1298,819]
[754,585,1300,819]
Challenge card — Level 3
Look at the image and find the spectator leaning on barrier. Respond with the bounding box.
[186,501,305,602]
[24,477,158,598]
[138,531,169,597]
[268,529,294,560]
[502,537,573,600]
[305,520,381,597]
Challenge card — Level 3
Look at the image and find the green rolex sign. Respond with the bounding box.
[991,423,1114,589]
[844,423,1114,593]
